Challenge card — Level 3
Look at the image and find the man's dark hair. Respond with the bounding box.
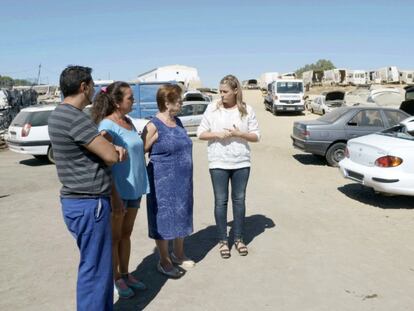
[60,65,93,97]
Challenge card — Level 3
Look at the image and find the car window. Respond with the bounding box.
[30,111,53,126]
[318,107,348,123]
[383,110,409,127]
[177,105,194,117]
[139,84,161,103]
[348,110,383,127]
[11,111,31,126]
[193,104,207,115]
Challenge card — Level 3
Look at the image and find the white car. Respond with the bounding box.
[339,117,414,196]
[130,101,208,136]
[6,104,56,163]
[309,91,345,115]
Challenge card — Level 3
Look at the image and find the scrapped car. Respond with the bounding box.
[339,117,414,196]
[291,106,409,166]
[131,101,208,136]
[309,91,345,115]
[399,86,414,115]
[6,104,57,163]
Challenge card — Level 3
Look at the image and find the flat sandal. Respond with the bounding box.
[234,240,248,256]
[218,241,231,259]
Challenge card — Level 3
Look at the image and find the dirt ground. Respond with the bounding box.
[1,90,414,311]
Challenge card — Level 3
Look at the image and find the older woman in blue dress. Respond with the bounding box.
[142,84,194,278]
[91,82,149,298]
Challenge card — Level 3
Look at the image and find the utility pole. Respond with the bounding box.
[37,64,41,85]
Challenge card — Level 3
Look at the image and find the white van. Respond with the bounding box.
[264,79,305,114]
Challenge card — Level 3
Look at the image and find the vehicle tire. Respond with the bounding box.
[272,106,277,115]
[325,142,346,167]
[264,102,269,111]
[311,108,314,114]
[322,109,325,115]
[47,146,55,164]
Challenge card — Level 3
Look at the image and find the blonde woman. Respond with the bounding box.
[197,75,260,258]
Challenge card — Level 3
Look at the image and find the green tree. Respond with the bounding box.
[295,59,336,78]
[0,75,33,87]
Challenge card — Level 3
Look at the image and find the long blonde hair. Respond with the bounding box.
[218,74,247,117]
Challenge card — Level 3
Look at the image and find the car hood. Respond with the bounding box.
[325,91,345,101]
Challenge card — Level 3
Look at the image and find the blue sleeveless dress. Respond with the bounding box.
[147,116,193,240]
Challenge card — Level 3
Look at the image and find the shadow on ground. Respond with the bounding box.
[338,183,414,209]
[292,154,327,166]
[114,214,276,310]
[19,158,52,167]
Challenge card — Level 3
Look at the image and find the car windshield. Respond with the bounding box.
[378,125,414,141]
[276,82,303,94]
[139,84,161,103]
[11,110,52,126]
[317,107,348,123]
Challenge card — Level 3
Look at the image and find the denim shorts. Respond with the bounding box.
[122,197,142,209]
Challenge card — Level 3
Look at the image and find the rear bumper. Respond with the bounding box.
[6,139,49,155]
[274,105,305,112]
[339,158,414,196]
[290,135,330,156]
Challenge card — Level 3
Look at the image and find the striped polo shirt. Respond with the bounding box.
[48,103,111,198]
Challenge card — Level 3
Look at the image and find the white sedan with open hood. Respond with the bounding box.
[339,117,414,196]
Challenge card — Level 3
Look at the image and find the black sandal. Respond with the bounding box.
[218,241,231,259]
[234,240,248,256]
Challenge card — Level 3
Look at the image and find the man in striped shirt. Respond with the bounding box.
[48,66,125,311]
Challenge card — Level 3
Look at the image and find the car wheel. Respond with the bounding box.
[311,108,314,113]
[326,142,346,167]
[47,146,55,164]
[322,109,325,115]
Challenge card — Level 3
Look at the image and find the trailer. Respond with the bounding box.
[258,72,280,90]
[347,70,367,86]
[377,66,399,84]
[302,70,324,87]
[323,69,348,86]
[399,70,414,84]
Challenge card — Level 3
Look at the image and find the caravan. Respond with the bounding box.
[323,69,348,85]
[400,70,414,84]
[258,72,280,90]
[378,66,399,83]
[302,70,324,87]
[347,70,367,86]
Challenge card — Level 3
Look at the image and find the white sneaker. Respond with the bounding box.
[170,252,196,268]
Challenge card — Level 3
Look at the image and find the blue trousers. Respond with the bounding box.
[209,167,250,241]
[61,197,113,311]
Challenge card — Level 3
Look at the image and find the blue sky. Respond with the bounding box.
[1,0,412,87]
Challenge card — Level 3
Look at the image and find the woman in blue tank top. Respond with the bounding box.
[91,82,149,299]
[142,84,194,278]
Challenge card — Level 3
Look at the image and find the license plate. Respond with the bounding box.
[286,107,295,111]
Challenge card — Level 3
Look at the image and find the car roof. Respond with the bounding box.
[20,104,57,112]
[182,101,208,106]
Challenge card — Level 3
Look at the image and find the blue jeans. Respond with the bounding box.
[209,167,250,241]
[61,197,113,311]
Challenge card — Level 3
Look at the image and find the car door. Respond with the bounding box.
[177,104,196,134]
[345,109,385,140]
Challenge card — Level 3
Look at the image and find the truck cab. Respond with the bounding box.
[264,79,305,114]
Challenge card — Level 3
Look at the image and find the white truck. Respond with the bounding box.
[264,78,305,114]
